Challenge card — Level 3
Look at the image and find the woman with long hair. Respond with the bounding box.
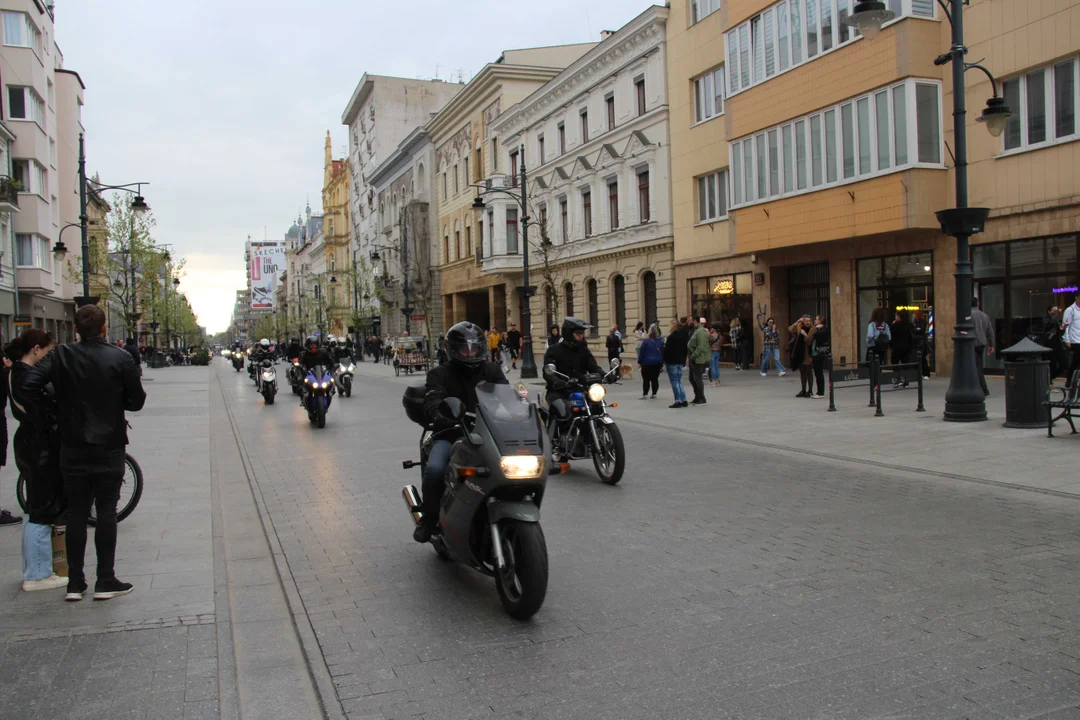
[636,324,665,399]
[6,328,66,591]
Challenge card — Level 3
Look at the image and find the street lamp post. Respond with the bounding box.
[846,0,1010,423]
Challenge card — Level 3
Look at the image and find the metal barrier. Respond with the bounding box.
[827,352,925,415]
[873,351,926,416]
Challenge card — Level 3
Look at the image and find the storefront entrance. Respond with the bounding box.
[788,262,831,325]
[974,234,1078,372]
[690,272,754,364]
[857,252,936,367]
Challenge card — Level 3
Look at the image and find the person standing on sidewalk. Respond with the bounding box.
[605,325,623,366]
[890,310,914,389]
[970,297,995,396]
[505,324,521,370]
[124,337,142,378]
[811,315,830,399]
[912,309,931,379]
[1044,305,1064,381]
[547,324,561,348]
[1062,291,1080,387]
[687,317,710,405]
[664,318,690,408]
[788,315,815,398]
[23,304,146,602]
[759,318,786,377]
[867,308,891,365]
[636,324,664,399]
[729,318,743,371]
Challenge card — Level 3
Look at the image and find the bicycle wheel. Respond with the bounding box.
[88,454,144,526]
[15,473,26,513]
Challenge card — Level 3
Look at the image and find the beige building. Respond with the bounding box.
[432,43,597,333]
[489,7,674,348]
[667,0,1079,375]
[321,131,351,337]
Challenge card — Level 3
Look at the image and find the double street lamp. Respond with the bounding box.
[845,0,1011,422]
[472,144,538,378]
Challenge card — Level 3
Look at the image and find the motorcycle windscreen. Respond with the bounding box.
[474,382,545,455]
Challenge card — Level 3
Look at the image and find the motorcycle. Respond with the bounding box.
[232,353,244,372]
[401,381,560,620]
[257,358,277,405]
[334,360,355,398]
[288,359,304,396]
[304,365,334,428]
[538,359,626,485]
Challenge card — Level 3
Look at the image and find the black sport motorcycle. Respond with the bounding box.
[401,382,560,620]
[232,352,244,372]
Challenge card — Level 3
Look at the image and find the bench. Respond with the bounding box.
[1045,370,1080,437]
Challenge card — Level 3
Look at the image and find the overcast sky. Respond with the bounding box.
[57,0,652,333]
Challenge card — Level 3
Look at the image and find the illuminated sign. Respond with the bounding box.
[1052,285,1078,294]
[896,305,921,311]
[712,279,734,295]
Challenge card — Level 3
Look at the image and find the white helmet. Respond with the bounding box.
[259,338,270,347]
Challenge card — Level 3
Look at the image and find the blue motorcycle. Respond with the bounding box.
[304,364,334,428]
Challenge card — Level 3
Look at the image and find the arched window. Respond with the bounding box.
[417,163,425,195]
[587,279,599,336]
[642,271,658,327]
[564,282,574,317]
[613,274,626,332]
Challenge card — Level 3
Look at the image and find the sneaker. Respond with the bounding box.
[92,578,134,601]
[669,402,684,409]
[65,579,88,602]
[23,574,68,592]
[640,394,649,400]
[650,394,657,399]
[680,401,689,408]
[692,398,707,405]
[812,393,825,399]
[0,509,21,526]
[760,372,767,377]
[779,371,787,377]
[923,375,931,380]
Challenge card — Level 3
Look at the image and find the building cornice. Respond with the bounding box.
[369,127,430,188]
[427,64,563,142]
[490,6,667,138]
[341,73,374,126]
[55,68,86,90]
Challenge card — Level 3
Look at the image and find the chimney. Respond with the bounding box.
[600,30,615,41]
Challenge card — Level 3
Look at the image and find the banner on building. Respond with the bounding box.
[250,245,285,310]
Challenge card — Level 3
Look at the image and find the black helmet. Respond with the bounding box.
[305,335,319,350]
[560,317,592,349]
[444,322,488,367]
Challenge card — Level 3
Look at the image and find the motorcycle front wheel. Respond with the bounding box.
[264,388,275,405]
[316,396,326,428]
[344,378,352,398]
[494,520,548,620]
[592,422,626,485]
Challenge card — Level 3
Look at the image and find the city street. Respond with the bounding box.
[2,359,1080,719]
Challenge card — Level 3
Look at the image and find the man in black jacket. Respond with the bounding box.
[664,317,691,408]
[413,322,507,543]
[23,304,145,601]
[543,317,603,405]
[504,324,521,370]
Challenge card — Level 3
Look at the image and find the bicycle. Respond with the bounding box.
[17,453,144,526]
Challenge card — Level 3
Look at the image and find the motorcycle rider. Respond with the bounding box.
[542,317,603,407]
[413,322,508,543]
[329,336,354,365]
[248,338,272,380]
[299,335,334,407]
[285,337,303,362]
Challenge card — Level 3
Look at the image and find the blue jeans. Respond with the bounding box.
[666,364,687,403]
[761,348,786,374]
[421,439,453,527]
[22,520,53,581]
[710,351,721,381]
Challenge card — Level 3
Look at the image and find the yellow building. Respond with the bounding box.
[321,131,351,337]
[667,0,1079,376]
[431,44,597,332]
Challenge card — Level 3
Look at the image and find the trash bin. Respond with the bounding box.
[1001,337,1052,428]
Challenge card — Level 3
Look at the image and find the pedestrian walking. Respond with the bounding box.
[637,324,664,399]
[788,315,816,398]
[124,337,142,378]
[811,315,830,398]
[867,307,891,366]
[664,318,690,408]
[22,304,146,601]
[687,317,710,405]
[505,324,521,370]
[1044,305,1065,381]
[912,309,931,379]
[970,297,995,396]
[890,310,914,388]
[759,317,787,376]
[6,329,66,591]
[1062,291,1080,387]
[729,318,744,370]
[707,323,722,386]
[606,325,622,365]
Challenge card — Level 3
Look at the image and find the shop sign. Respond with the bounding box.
[896,305,921,312]
[712,279,735,295]
[1052,285,1078,294]
[13,314,30,327]
[753,273,765,286]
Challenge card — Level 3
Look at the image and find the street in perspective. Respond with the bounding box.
[1,0,1079,719]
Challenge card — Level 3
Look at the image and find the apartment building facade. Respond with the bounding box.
[668,0,1077,375]
[488,8,674,343]
[321,130,350,337]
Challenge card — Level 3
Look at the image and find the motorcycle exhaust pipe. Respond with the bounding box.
[402,485,423,526]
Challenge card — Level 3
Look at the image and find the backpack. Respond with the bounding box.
[873,324,890,351]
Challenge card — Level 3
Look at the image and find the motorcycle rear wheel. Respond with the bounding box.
[494,520,548,620]
[592,423,625,485]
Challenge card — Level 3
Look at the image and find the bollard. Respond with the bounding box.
[869,353,878,407]
[916,351,925,412]
[875,377,884,417]
[827,354,837,412]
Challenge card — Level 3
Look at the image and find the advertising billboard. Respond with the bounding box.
[250,245,285,310]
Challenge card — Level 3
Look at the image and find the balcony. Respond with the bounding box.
[0,177,20,213]
[17,267,53,294]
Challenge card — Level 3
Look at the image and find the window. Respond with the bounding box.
[764,10,776,78]
[474,148,482,181]
[1001,57,1080,154]
[613,275,626,332]
[587,279,599,334]
[582,190,593,237]
[506,208,518,254]
[12,159,45,196]
[463,157,469,187]
[465,226,472,256]
[509,151,519,186]
[565,282,574,317]
[454,230,461,260]
[453,164,459,194]
[559,197,568,241]
[691,0,720,24]
[558,122,566,154]
[635,77,646,116]
[580,109,589,143]
[697,170,729,223]
[491,138,499,171]
[608,179,619,230]
[694,66,725,123]
[2,11,40,53]
[7,86,43,124]
[778,2,790,72]
[638,169,650,223]
[729,79,943,209]
[820,0,833,53]
[642,271,658,327]
[441,172,447,201]
[15,233,32,266]
[606,95,615,130]
[537,134,545,164]
[443,235,450,263]
[539,204,548,234]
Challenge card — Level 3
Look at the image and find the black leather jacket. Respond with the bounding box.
[23,337,146,449]
[9,362,63,524]
[423,361,508,430]
[300,347,333,372]
[542,340,602,392]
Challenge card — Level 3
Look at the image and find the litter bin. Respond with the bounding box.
[1001,337,1052,428]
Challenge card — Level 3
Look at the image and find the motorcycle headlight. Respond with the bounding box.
[322,381,331,389]
[347,364,355,373]
[500,455,545,480]
[587,384,606,403]
[262,372,273,380]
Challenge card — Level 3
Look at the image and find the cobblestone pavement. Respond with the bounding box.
[219,360,1080,720]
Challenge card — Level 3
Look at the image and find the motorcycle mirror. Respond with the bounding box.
[440,397,466,421]
[610,358,621,370]
[544,363,557,375]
